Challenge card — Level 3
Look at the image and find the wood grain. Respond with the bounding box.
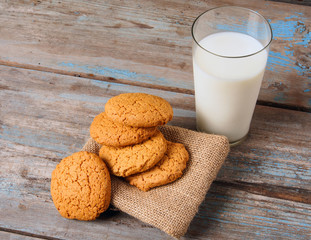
[187,183,311,239]
[0,193,169,240]
[269,0,311,6]
[1,179,311,240]
[218,104,311,192]
[0,229,60,240]
[215,180,311,205]
[0,65,310,238]
[0,0,310,109]
[1,1,310,239]
[1,65,310,193]
[1,136,311,240]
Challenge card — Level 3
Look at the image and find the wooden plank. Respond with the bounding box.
[0,65,310,193]
[0,65,310,238]
[0,230,55,240]
[217,104,311,192]
[215,181,311,205]
[269,0,311,6]
[0,193,168,240]
[1,168,310,240]
[1,144,311,240]
[0,0,310,109]
[187,183,311,239]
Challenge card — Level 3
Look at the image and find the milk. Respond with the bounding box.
[193,32,268,142]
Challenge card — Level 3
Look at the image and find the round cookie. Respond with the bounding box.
[90,112,157,147]
[105,93,173,127]
[51,151,111,221]
[99,130,167,177]
[126,141,189,192]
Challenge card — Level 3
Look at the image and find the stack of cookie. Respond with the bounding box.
[90,93,189,192]
[50,92,189,221]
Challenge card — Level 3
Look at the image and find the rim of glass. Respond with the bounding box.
[191,6,273,58]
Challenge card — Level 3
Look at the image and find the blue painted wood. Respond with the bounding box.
[0,64,310,238]
[269,0,311,6]
[1,133,311,239]
[186,183,311,239]
[1,172,311,239]
[0,0,309,109]
[0,65,310,192]
[0,1,310,239]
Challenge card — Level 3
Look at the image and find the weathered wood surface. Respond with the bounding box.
[1,65,310,192]
[1,0,311,239]
[269,0,311,6]
[1,178,311,240]
[0,0,310,110]
[0,231,42,240]
[1,65,310,239]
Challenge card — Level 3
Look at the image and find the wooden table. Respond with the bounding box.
[1,0,310,239]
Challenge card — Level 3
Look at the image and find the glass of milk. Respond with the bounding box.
[191,6,272,146]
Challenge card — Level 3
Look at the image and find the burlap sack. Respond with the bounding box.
[82,125,230,239]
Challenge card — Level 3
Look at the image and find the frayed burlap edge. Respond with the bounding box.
[82,125,229,239]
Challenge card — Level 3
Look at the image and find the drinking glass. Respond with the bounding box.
[191,6,272,146]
